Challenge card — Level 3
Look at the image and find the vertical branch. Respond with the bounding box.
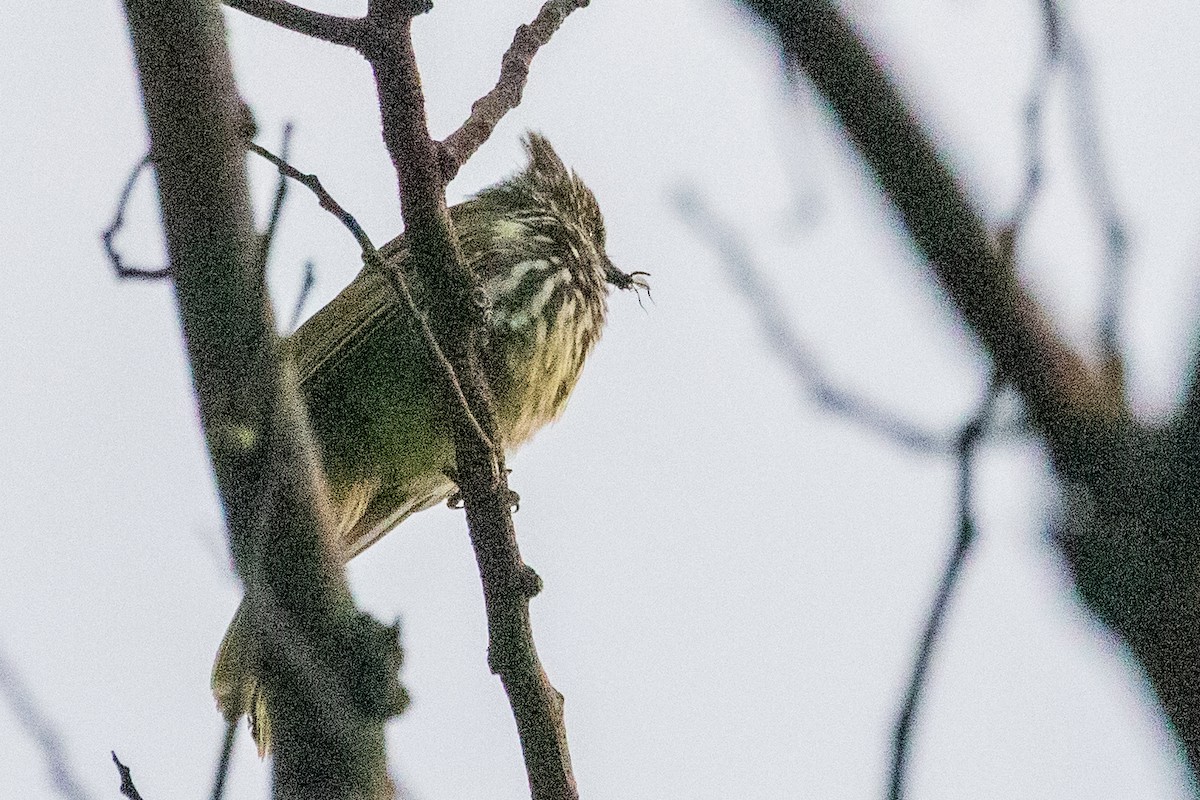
[358,4,578,799]
[121,3,401,799]
[887,382,998,800]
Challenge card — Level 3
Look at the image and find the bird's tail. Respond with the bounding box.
[212,600,272,755]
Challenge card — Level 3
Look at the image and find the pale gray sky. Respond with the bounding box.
[3,1,1199,798]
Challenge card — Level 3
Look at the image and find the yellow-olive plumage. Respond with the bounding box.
[212,133,644,753]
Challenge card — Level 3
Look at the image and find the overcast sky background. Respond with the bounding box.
[4,0,1200,798]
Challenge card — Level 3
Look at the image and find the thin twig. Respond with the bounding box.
[362,4,578,797]
[111,753,145,800]
[248,141,374,253]
[285,259,316,334]
[222,0,359,46]
[1056,8,1128,360]
[255,122,294,278]
[674,184,951,454]
[1008,0,1127,373]
[102,153,172,280]
[246,140,497,454]
[439,0,591,182]
[369,251,499,455]
[1003,3,1059,246]
[208,719,237,800]
[0,644,95,800]
[887,377,1001,800]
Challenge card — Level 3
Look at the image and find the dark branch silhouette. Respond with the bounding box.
[102,153,171,281]
[285,259,316,335]
[223,0,360,46]
[888,379,1000,800]
[208,720,237,800]
[440,0,592,181]
[222,2,589,796]
[736,0,1124,472]
[111,753,145,800]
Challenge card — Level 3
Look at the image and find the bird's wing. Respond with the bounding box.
[288,253,405,387]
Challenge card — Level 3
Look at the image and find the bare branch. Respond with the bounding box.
[0,644,94,800]
[285,259,316,334]
[1059,25,1129,361]
[247,140,498,453]
[111,753,145,800]
[207,720,237,800]
[735,0,1124,477]
[360,4,578,796]
[675,184,951,454]
[1001,1,1059,247]
[102,153,172,280]
[222,0,359,47]
[440,0,591,182]
[121,2,400,797]
[888,378,1000,800]
[256,122,294,277]
[248,141,375,253]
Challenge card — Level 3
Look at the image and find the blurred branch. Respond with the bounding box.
[439,0,591,181]
[102,152,172,280]
[675,184,952,454]
[285,259,316,334]
[1001,0,1059,246]
[1005,0,1129,405]
[0,644,94,800]
[888,378,999,800]
[1057,15,1129,362]
[111,753,145,800]
[257,122,294,277]
[121,2,401,798]
[735,0,1124,480]
[737,0,1200,787]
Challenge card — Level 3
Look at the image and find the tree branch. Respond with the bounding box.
[102,152,172,280]
[121,2,401,798]
[358,4,578,797]
[674,184,953,454]
[439,0,591,182]
[888,380,999,800]
[222,0,360,47]
[112,753,146,800]
[736,0,1124,479]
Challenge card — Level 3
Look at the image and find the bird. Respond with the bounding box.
[212,132,647,753]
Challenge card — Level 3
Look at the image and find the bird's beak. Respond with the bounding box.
[604,258,651,294]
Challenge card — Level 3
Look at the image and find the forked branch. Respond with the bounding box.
[222,2,584,797]
[736,0,1123,478]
